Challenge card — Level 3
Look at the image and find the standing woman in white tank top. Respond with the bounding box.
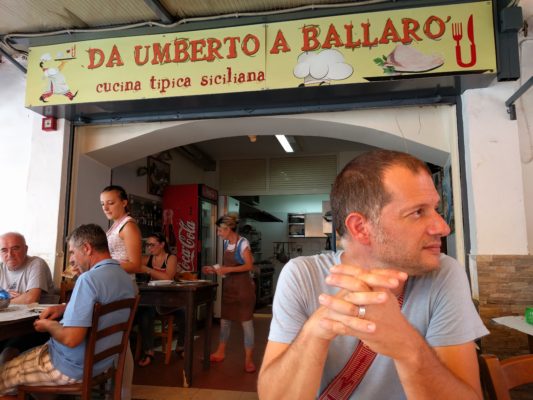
[100,185,142,274]
[100,185,142,400]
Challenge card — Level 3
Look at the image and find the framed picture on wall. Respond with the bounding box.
[147,156,170,196]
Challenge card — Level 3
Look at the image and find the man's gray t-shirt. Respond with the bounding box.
[269,251,489,400]
[0,256,55,302]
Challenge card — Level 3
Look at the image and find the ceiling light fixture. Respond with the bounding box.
[275,134,294,153]
[248,135,257,143]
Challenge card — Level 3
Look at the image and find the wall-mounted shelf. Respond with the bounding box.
[128,194,162,238]
[288,213,305,237]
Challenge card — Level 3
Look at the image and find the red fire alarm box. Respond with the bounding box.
[41,116,57,131]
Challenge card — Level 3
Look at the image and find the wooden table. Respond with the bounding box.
[138,281,218,387]
[0,307,38,341]
[492,316,533,353]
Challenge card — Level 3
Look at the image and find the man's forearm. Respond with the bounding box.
[258,327,330,400]
[395,335,481,400]
[10,289,40,304]
[36,320,86,348]
[43,321,70,344]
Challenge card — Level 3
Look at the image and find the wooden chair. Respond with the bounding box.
[479,353,533,400]
[135,313,175,364]
[59,279,75,303]
[18,295,140,400]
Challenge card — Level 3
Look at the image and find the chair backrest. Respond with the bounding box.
[479,353,533,400]
[60,279,75,303]
[82,296,140,399]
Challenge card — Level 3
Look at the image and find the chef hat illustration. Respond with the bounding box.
[293,49,353,82]
[40,53,52,62]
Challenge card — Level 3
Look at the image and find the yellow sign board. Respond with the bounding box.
[25,1,496,106]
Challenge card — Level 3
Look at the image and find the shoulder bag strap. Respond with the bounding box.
[319,284,408,400]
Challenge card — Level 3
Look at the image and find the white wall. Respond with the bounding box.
[112,158,161,202]
[25,118,70,282]
[0,58,68,282]
[0,59,33,233]
[463,84,527,255]
[518,2,533,253]
[461,0,533,256]
[70,154,111,230]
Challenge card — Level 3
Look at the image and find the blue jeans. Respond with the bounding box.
[219,319,254,349]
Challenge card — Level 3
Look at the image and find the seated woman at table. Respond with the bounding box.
[137,232,184,367]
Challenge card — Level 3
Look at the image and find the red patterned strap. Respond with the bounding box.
[319,287,407,400]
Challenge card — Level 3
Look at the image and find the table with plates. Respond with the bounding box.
[0,304,39,341]
[137,280,218,387]
[492,315,533,353]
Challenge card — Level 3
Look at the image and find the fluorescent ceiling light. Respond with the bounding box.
[275,134,294,153]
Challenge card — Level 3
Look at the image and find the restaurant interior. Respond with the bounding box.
[1,0,532,399]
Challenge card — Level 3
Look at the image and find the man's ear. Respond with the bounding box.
[344,212,371,245]
[81,242,92,256]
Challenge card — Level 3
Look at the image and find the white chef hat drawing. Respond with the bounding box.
[293,49,353,82]
[40,53,52,62]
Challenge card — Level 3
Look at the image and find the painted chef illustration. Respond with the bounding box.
[39,52,78,102]
[293,49,353,87]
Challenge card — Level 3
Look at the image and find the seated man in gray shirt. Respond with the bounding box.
[0,232,56,363]
[258,150,488,400]
[0,232,55,304]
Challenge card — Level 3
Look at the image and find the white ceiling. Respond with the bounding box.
[186,134,375,161]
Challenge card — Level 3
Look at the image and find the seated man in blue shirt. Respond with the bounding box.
[0,224,136,395]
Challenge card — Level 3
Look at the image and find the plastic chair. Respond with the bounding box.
[136,313,175,365]
[18,295,140,400]
[479,353,533,400]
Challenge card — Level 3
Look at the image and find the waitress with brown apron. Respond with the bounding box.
[203,213,257,373]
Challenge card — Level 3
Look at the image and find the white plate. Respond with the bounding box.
[27,303,58,312]
[148,280,175,286]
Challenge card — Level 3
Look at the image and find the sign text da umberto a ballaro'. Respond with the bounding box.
[25,1,496,106]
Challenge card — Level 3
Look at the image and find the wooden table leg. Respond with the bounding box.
[528,334,533,354]
[183,293,195,388]
[203,299,213,370]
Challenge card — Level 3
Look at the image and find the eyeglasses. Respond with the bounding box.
[145,242,159,248]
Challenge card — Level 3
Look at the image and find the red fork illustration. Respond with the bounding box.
[452,16,477,68]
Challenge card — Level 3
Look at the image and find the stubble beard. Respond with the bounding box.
[372,225,439,276]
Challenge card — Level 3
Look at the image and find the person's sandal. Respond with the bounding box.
[138,353,154,367]
[209,354,225,363]
[244,361,256,373]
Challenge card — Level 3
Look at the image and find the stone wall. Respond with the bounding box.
[476,255,533,358]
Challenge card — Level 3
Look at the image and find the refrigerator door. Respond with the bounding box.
[199,199,217,269]
[163,184,199,272]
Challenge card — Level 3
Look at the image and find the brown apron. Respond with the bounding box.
[221,239,256,321]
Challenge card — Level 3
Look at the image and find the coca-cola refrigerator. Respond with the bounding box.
[162,184,218,273]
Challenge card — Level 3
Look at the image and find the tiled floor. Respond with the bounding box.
[133,385,258,399]
[133,312,271,397]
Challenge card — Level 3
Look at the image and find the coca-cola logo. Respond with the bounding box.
[178,219,196,271]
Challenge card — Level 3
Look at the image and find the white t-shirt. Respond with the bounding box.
[0,256,55,303]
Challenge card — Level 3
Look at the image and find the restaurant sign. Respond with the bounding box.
[25,1,496,107]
